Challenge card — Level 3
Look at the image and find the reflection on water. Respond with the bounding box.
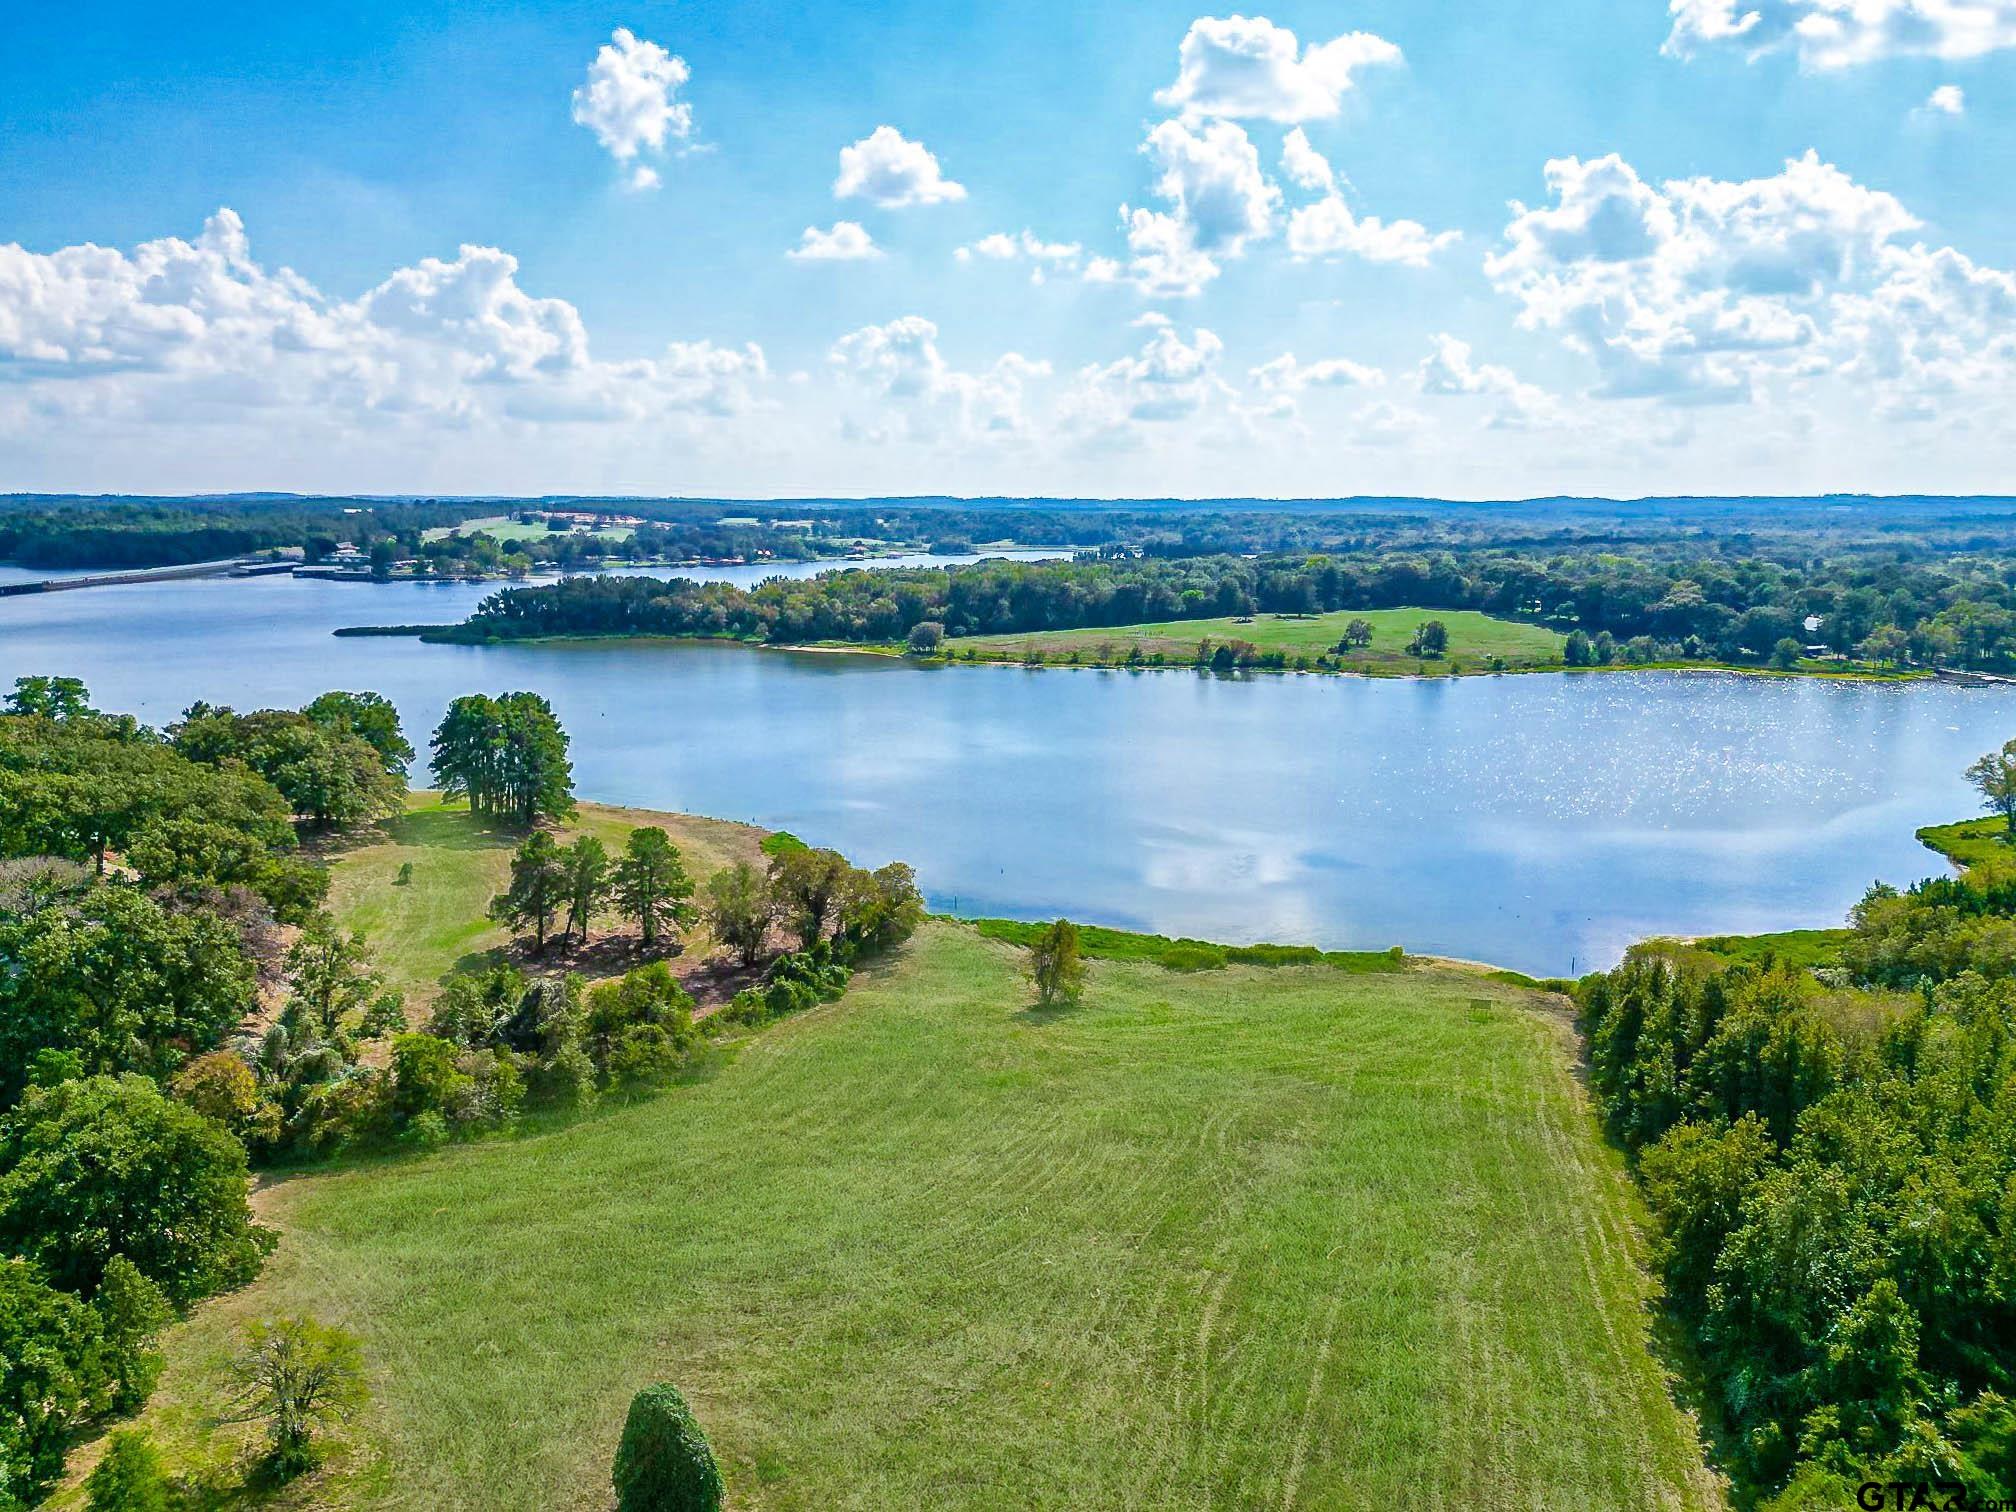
[1,565,2007,975]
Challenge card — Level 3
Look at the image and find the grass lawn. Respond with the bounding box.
[322,793,765,1008]
[129,921,1718,1509]
[951,607,1564,673]
[420,514,636,545]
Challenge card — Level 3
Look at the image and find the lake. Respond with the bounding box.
[2,561,2009,975]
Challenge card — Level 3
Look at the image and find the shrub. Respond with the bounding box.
[95,1255,171,1411]
[533,1043,599,1113]
[1029,919,1088,1008]
[613,1383,722,1512]
[84,1428,171,1512]
[0,1259,110,1503]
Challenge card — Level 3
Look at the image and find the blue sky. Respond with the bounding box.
[1,0,2012,496]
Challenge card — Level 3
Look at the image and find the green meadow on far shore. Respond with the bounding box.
[111,798,1720,1510]
[419,513,636,545]
[929,607,1564,673]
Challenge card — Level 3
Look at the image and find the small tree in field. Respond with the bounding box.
[219,1316,366,1478]
[1028,919,1087,1008]
[613,1383,722,1512]
[1968,738,2016,838]
[491,831,567,950]
[1407,620,1448,658]
[615,827,696,950]
[704,861,772,966]
[906,620,945,654]
[1337,618,1374,652]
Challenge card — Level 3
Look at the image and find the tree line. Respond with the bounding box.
[447,546,2016,672]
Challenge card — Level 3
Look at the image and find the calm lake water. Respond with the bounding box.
[2,559,2009,975]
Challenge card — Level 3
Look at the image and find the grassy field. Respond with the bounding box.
[124,913,1719,1508]
[950,608,1565,673]
[1917,815,2012,872]
[419,514,636,545]
[323,793,765,1008]
[1686,927,1854,970]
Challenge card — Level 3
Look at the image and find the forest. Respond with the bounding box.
[1575,771,2016,1506]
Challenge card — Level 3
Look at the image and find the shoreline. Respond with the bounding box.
[338,622,1944,685]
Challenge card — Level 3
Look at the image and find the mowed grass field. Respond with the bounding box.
[419,514,636,545]
[135,921,1719,1509]
[323,793,764,1007]
[952,607,1565,671]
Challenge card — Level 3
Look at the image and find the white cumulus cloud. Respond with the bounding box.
[954,229,1085,284]
[1157,14,1401,121]
[0,210,768,435]
[1485,149,2016,416]
[1664,0,2016,69]
[1279,133,1457,267]
[571,29,693,183]
[1415,333,1562,427]
[1058,318,1235,446]
[1280,128,1337,193]
[1249,352,1384,391]
[829,315,1047,442]
[788,222,882,261]
[1101,119,1280,296]
[834,127,967,208]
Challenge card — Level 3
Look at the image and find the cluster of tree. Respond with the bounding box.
[429,693,575,826]
[448,545,2016,672]
[0,676,417,1499]
[1573,742,2016,1503]
[704,841,924,1031]
[170,690,410,829]
[408,519,850,580]
[480,824,925,1043]
[0,680,318,911]
[490,827,693,952]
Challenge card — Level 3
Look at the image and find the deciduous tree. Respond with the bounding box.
[219,1316,367,1477]
[703,862,771,966]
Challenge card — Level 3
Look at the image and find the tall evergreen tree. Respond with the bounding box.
[490,832,568,950]
[614,828,695,950]
[562,835,612,945]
